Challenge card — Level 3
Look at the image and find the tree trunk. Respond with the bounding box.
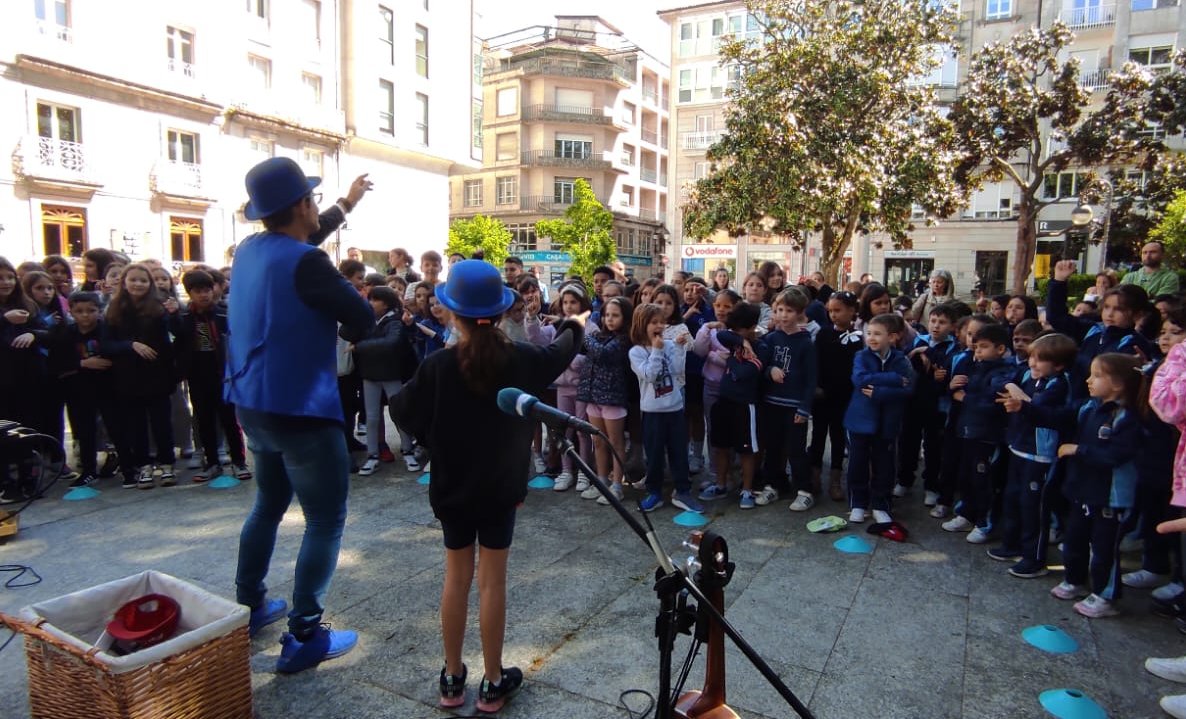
[820,223,844,288]
[1011,199,1039,296]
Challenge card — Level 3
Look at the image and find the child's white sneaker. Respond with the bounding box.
[596,483,624,506]
[358,456,379,476]
[1122,569,1170,589]
[929,504,949,519]
[1146,656,1186,684]
[849,508,867,523]
[966,527,991,544]
[892,484,908,498]
[754,485,779,506]
[942,516,973,532]
[552,471,574,492]
[533,453,547,475]
[872,510,892,524]
[1161,695,1186,719]
[1050,581,1089,600]
[1074,593,1118,618]
[575,475,590,492]
[923,491,940,507]
[581,483,602,500]
[788,492,814,512]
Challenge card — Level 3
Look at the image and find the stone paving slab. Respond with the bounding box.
[0,458,1182,719]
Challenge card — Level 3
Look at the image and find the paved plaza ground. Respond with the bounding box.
[1,456,1183,719]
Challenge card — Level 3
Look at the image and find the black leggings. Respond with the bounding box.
[809,395,847,471]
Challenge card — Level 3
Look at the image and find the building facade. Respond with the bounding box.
[658,0,1185,296]
[448,16,670,286]
[1,0,476,272]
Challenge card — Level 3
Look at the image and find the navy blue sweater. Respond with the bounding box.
[956,358,1016,442]
[717,330,763,404]
[1008,371,1072,463]
[1139,359,1180,487]
[909,333,958,410]
[943,348,974,420]
[577,330,632,407]
[758,328,816,417]
[1045,279,1152,398]
[1063,399,1141,508]
[843,347,915,438]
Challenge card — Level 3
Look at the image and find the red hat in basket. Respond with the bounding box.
[106,594,181,649]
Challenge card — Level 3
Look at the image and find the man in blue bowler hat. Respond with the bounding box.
[227,156,375,673]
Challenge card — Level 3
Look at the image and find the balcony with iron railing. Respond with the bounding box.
[167,58,197,79]
[35,20,73,43]
[642,87,659,105]
[521,149,613,169]
[12,135,99,188]
[149,159,212,200]
[639,208,658,221]
[1079,68,1110,91]
[682,130,725,151]
[640,168,658,184]
[490,57,630,85]
[1059,2,1116,28]
[641,128,659,146]
[521,104,612,125]
[518,195,577,213]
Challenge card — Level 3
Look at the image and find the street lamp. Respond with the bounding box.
[1074,178,1114,273]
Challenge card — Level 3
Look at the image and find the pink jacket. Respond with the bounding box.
[693,325,730,384]
[1151,342,1186,507]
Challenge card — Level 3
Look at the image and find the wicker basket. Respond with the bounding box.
[0,570,252,719]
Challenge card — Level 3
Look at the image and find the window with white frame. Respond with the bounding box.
[621,102,636,125]
[1137,121,1167,140]
[986,0,1012,19]
[495,133,516,161]
[1042,171,1089,200]
[379,6,394,65]
[301,147,323,176]
[964,180,1017,218]
[166,130,199,164]
[35,0,70,34]
[555,136,593,159]
[301,0,320,45]
[379,80,394,134]
[495,176,517,205]
[497,87,517,116]
[554,178,578,204]
[246,0,267,21]
[414,93,429,145]
[463,180,483,207]
[302,73,322,105]
[1129,37,1175,72]
[918,44,958,87]
[37,102,80,143]
[166,26,194,75]
[693,161,710,180]
[249,138,273,160]
[677,64,727,103]
[415,25,428,77]
[472,99,483,148]
[621,186,635,207]
[1131,0,1181,9]
[247,55,271,90]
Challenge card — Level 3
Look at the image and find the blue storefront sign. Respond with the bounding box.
[516,251,652,267]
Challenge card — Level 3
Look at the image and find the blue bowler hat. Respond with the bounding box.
[437,260,515,318]
[243,157,321,221]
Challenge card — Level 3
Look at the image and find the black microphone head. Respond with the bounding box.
[497,387,532,418]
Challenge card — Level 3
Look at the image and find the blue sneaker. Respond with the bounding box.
[739,490,756,510]
[276,624,358,674]
[639,493,664,512]
[698,484,728,501]
[671,491,704,513]
[248,598,287,638]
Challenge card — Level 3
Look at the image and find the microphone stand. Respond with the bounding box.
[555,434,816,719]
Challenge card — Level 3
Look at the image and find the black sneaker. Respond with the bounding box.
[69,473,97,489]
[987,546,1023,563]
[476,666,523,713]
[1008,560,1049,578]
[121,473,138,489]
[0,489,20,505]
[98,452,120,478]
[137,466,156,490]
[439,664,467,709]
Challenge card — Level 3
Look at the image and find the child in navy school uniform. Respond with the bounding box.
[756,287,818,511]
[895,303,959,502]
[1046,259,1153,398]
[997,333,1077,578]
[710,303,765,510]
[843,313,915,524]
[1050,353,1144,618]
[943,323,1015,542]
[810,290,862,502]
[933,314,993,519]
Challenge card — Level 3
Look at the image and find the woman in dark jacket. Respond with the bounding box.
[393,261,585,713]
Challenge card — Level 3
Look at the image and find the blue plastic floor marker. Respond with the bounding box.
[1023,625,1079,654]
[527,475,555,490]
[674,511,709,527]
[208,476,241,489]
[418,473,431,485]
[833,535,873,554]
[63,486,101,501]
[1038,689,1106,719]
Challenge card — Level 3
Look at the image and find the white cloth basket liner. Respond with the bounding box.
[18,570,249,674]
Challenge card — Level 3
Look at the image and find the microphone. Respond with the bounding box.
[497,387,600,435]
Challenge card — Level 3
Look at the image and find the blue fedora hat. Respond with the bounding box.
[243,157,321,221]
[437,260,515,319]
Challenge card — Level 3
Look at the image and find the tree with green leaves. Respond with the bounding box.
[536,179,617,281]
[950,23,1153,294]
[682,0,964,285]
[1151,189,1186,267]
[446,215,512,267]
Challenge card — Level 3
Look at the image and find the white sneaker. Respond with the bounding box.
[924,491,940,507]
[218,449,231,465]
[581,483,602,500]
[892,484,908,498]
[186,454,204,470]
[689,453,704,475]
[789,492,814,512]
[597,483,624,506]
[754,485,780,506]
[849,508,867,523]
[1122,569,1171,589]
[402,452,421,472]
[1161,694,1186,719]
[929,504,949,519]
[359,456,379,476]
[872,510,892,524]
[1155,582,1186,601]
[1147,656,1186,684]
[942,516,974,533]
[533,453,548,475]
[552,471,574,492]
[355,423,367,437]
[966,527,991,544]
[575,475,590,492]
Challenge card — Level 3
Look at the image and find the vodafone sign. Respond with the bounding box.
[682,244,738,259]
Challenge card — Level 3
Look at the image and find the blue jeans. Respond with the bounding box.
[235,408,349,637]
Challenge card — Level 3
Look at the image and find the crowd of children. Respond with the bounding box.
[3,250,1186,630]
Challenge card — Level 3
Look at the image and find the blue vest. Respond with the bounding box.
[224,232,342,422]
